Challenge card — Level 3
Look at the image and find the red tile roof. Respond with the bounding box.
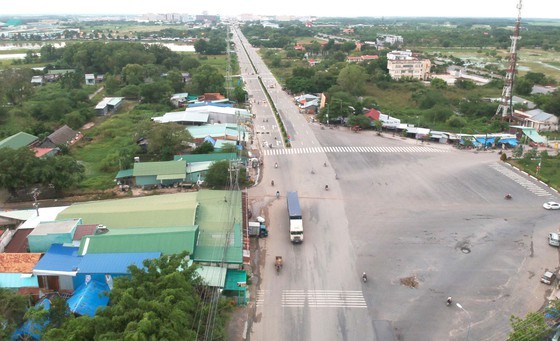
[365,108,381,121]
[33,148,54,158]
[0,253,42,273]
[4,228,33,253]
[73,224,98,241]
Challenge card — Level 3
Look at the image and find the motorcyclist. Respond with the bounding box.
[446,297,452,306]
[362,272,367,282]
[505,193,512,199]
[325,185,329,191]
[275,162,278,168]
[271,180,274,186]
[276,191,280,199]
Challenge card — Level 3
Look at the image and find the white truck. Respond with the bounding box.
[287,191,303,243]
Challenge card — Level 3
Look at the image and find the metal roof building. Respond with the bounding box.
[0,131,38,149]
[132,160,187,186]
[56,193,199,229]
[78,226,198,256]
[193,190,243,264]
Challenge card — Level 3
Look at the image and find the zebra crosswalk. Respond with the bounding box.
[256,289,367,308]
[489,163,553,197]
[263,145,446,156]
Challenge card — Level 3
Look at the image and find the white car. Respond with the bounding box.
[543,202,560,210]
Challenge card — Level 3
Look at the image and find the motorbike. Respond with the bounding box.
[446,297,452,306]
[275,163,278,168]
[504,194,512,200]
[276,191,280,199]
[325,185,329,191]
[362,272,367,283]
[271,180,274,186]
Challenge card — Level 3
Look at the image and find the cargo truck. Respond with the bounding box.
[287,191,303,243]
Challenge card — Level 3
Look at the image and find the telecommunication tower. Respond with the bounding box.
[494,0,522,120]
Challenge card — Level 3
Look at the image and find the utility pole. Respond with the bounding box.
[494,0,522,121]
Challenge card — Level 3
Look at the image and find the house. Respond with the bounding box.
[27,219,82,252]
[132,160,187,187]
[308,58,320,66]
[377,34,404,47]
[32,244,81,291]
[0,253,42,289]
[174,152,240,182]
[95,74,104,83]
[33,147,59,158]
[39,125,82,148]
[85,74,95,85]
[514,109,559,132]
[95,97,124,115]
[198,93,225,102]
[387,50,431,81]
[0,131,38,149]
[170,92,190,107]
[364,108,401,129]
[31,75,44,86]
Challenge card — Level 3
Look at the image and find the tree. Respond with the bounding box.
[104,74,122,95]
[122,64,145,85]
[192,141,215,154]
[430,78,447,89]
[0,68,35,105]
[0,288,31,340]
[346,114,372,129]
[514,77,534,96]
[45,253,233,340]
[0,148,41,196]
[232,85,247,103]
[190,65,225,95]
[194,39,209,54]
[337,64,368,96]
[140,81,173,104]
[508,312,551,341]
[140,122,192,160]
[204,160,230,188]
[41,155,86,195]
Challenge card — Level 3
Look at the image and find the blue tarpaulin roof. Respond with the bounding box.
[67,280,110,317]
[78,252,160,274]
[12,298,51,340]
[32,244,80,276]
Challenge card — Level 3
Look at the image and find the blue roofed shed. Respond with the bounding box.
[12,298,51,341]
[67,280,110,317]
[73,252,160,288]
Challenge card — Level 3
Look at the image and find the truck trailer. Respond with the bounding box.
[287,191,303,243]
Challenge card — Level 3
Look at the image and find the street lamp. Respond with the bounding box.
[456,303,471,340]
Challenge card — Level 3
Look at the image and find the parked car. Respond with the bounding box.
[542,271,557,285]
[544,202,560,210]
[550,233,560,247]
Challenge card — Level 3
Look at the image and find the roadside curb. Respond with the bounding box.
[504,161,560,195]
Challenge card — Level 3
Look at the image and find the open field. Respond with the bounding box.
[421,47,560,80]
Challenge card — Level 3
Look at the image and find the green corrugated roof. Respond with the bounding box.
[133,160,186,177]
[115,169,134,179]
[174,153,238,162]
[56,193,199,229]
[156,173,186,181]
[0,132,38,149]
[193,190,243,264]
[79,226,198,255]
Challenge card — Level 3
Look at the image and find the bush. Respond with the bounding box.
[500,153,507,162]
[446,115,467,128]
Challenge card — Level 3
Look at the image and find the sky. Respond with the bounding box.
[1,0,559,19]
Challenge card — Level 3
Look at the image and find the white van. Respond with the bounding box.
[549,233,560,247]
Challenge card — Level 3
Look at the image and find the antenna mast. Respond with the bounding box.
[494,0,522,121]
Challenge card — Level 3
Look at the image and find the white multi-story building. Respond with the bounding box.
[387,50,431,81]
